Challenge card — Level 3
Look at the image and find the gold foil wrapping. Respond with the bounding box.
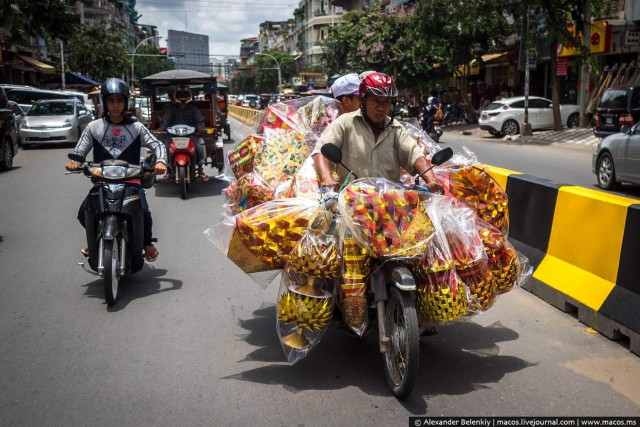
[340,235,371,331]
[417,273,468,323]
[286,230,341,279]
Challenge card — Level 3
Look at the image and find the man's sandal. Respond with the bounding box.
[198,171,209,181]
[144,245,158,262]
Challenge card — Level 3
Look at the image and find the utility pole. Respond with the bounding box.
[522,12,533,136]
[580,0,592,127]
[59,40,65,90]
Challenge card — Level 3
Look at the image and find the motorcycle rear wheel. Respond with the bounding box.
[103,239,120,306]
[383,287,420,398]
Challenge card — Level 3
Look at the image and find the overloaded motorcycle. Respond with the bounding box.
[285,144,453,397]
[165,124,200,200]
[67,152,157,306]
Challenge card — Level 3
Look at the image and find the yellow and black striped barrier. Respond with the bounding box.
[485,165,640,356]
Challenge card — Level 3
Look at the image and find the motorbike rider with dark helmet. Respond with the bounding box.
[312,71,442,193]
[65,77,167,262]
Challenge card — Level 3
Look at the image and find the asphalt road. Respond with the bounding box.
[0,124,638,426]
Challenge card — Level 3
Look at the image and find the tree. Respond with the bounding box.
[133,44,174,80]
[322,1,515,95]
[527,0,608,129]
[66,22,131,82]
[0,0,79,48]
[255,50,296,94]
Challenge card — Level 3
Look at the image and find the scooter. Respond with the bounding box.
[318,144,453,397]
[426,118,444,143]
[167,124,198,200]
[67,153,156,306]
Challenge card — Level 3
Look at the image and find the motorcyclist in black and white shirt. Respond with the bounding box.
[66,78,167,262]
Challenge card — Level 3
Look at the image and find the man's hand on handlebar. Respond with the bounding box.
[425,179,444,194]
[65,161,80,171]
[154,162,167,175]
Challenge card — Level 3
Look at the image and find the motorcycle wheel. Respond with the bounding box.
[383,287,420,398]
[178,165,187,200]
[103,239,120,306]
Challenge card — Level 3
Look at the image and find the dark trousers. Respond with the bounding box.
[77,185,153,247]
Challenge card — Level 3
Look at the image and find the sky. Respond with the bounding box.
[135,0,299,59]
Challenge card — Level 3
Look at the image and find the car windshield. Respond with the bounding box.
[28,101,74,116]
[599,89,628,109]
[140,98,149,108]
[484,102,505,111]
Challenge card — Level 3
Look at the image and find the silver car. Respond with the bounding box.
[136,97,151,126]
[479,96,580,136]
[592,123,640,190]
[19,98,93,148]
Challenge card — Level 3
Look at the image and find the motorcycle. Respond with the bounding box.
[166,124,199,200]
[307,144,453,397]
[67,153,156,306]
[426,118,443,143]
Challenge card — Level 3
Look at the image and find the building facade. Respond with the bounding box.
[167,30,210,74]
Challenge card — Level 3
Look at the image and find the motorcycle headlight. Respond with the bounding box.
[101,165,128,179]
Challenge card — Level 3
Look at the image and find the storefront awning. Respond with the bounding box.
[481,52,510,63]
[16,54,56,74]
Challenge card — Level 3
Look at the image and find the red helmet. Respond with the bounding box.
[358,72,398,99]
[174,84,192,104]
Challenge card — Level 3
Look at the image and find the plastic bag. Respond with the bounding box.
[337,178,436,258]
[276,269,336,364]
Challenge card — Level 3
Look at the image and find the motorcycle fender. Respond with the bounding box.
[174,154,190,167]
[101,215,120,241]
[385,262,416,292]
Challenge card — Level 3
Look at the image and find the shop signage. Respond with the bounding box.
[557,57,568,76]
[558,21,610,57]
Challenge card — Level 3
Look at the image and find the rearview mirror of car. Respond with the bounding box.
[621,125,630,134]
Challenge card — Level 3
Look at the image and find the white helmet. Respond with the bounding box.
[427,96,434,105]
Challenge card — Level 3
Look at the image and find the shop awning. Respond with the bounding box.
[481,51,510,63]
[16,54,56,74]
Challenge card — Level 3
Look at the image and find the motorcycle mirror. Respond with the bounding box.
[431,147,453,166]
[68,153,86,163]
[321,143,342,164]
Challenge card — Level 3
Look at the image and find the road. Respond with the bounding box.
[0,124,638,426]
[441,129,640,200]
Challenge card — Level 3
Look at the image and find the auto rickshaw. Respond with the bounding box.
[140,69,224,173]
[216,83,231,140]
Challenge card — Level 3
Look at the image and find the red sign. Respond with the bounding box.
[557,58,568,76]
[159,47,167,56]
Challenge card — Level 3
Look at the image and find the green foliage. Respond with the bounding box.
[322,1,515,91]
[134,44,174,81]
[231,71,256,94]
[254,50,296,93]
[0,0,79,48]
[66,22,131,82]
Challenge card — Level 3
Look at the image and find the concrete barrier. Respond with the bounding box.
[485,165,640,356]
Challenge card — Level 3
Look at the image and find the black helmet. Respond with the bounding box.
[100,78,130,112]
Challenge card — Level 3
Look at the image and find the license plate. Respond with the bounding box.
[40,132,50,138]
[605,118,612,124]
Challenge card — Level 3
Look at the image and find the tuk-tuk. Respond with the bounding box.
[216,83,231,140]
[140,69,224,172]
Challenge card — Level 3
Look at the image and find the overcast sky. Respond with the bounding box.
[135,0,298,59]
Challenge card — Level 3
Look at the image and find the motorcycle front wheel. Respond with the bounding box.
[383,287,420,398]
[103,239,120,306]
[178,165,187,200]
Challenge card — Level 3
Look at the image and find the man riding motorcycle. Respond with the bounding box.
[65,78,167,262]
[161,84,208,181]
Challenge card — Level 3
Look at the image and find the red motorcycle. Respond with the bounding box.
[167,124,198,199]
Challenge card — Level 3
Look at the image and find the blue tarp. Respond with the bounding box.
[40,72,100,88]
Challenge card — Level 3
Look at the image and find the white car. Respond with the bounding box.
[478,96,580,136]
[241,94,259,109]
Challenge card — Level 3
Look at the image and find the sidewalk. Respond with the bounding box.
[444,123,600,151]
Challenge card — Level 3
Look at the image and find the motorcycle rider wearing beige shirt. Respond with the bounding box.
[312,72,441,193]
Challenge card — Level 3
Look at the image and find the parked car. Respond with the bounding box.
[241,94,259,109]
[19,98,93,148]
[592,123,640,190]
[259,94,271,109]
[478,96,580,136]
[62,90,93,115]
[0,84,18,170]
[136,97,151,126]
[228,94,238,105]
[6,87,79,113]
[593,85,640,139]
